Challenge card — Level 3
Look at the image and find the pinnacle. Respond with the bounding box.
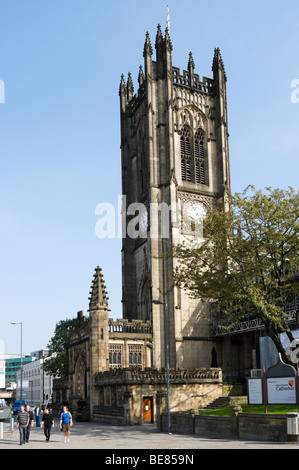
[188,52,195,73]
[119,74,126,96]
[155,23,163,49]
[138,65,144,85]
[164,26,173,52]
[143,31,153,57]
[88,266,109,309]
[212,47,227,81]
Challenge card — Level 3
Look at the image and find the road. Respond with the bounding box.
[0,421,298,451]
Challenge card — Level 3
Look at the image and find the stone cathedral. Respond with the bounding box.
[53,26,260,425]
[120,25,230,373]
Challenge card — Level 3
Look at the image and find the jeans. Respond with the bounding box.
[44,425,51,441]
[36,416,41,427]
[19,425,27,444]
[26,424,31,442]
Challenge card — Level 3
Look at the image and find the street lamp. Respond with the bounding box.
[10,322,23,405]
[152,299,171,435]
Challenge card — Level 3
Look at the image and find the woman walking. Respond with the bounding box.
[41,407,54,442]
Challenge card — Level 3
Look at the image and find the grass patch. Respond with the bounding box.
[197,404,299,417]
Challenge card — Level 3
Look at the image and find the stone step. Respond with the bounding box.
[204,396,247,410]
[204,397,231,409]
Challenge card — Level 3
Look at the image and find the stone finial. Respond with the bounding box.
[119,74,126,96]
[155,23,164,50]
[138,65,145,86]
[164,27,173,52]
[143,31,153,57]
[127,72,134,100]
[188,52,195,74]
[212,47,227,82]
[88,266,109,309]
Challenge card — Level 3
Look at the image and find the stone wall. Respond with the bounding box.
[238,413,294,442]
[93,406,125,426]
[159,408,298,443]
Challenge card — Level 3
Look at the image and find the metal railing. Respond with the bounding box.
[210,295,299,337]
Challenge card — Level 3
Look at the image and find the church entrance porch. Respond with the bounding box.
[92,367,222,426]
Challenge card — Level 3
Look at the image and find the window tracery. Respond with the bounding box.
[180,126,206,185]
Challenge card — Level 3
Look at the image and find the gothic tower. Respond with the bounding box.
[88,266,109,413]
[119,26,230,370]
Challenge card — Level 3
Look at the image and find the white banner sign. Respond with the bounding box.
[267,377,297,404]
[248,378,263,405]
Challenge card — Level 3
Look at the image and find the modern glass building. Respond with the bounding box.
[3,355,37,388]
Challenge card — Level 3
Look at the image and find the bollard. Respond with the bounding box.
[0,422,3,440]
[10,418,14,433]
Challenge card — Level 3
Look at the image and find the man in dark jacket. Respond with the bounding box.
[16,405,29,445]
[25,405,34,443]
[41,407,54,442]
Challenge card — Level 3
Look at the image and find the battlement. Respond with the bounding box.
[108,318,152,335]
[94,367,222,386]
[173,66,214,94]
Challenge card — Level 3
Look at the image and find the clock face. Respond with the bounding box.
[184,202,207,223]
[139,209,148,237]
[182,202,206,244]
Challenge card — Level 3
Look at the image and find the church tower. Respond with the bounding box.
[119,26,230,370]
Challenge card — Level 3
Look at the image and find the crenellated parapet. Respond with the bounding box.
[94,367,222,386]
[108,318,152,335]
[173,66,214,94]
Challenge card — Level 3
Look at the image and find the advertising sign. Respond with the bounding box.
[0,361,5,389]
[267,377,297,404]
[248,378,263,405]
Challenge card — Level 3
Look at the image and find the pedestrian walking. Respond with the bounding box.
[41,407,54,442]
[25,405,34,443]
[59,406,73,443]
[16,405,29,445]
[35,404,41,427]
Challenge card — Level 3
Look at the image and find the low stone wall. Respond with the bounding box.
[195,415,232,439]
[93,406,125,425]
[238,413,294,442]
[159,409,298,443]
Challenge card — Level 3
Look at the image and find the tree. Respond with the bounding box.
[171,186,299,365]
[43,318,77,378]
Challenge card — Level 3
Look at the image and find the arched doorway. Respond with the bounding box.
[74,356,87,399]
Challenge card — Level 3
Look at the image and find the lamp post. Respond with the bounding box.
[10,322,23,405]
[42,353,45,406]
[152,299,171,435]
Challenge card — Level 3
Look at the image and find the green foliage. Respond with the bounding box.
[172,186,299,364]
[43,318,77,378]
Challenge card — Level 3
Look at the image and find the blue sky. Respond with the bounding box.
[0,0,298,355]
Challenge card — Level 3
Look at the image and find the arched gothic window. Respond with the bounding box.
[181,126,206,185]
[180,127,191,182]
[194,130,206,185]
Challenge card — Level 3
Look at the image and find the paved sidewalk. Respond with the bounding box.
[0,422,298,450]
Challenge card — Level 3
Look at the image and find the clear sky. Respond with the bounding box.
[0,0,298,356]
